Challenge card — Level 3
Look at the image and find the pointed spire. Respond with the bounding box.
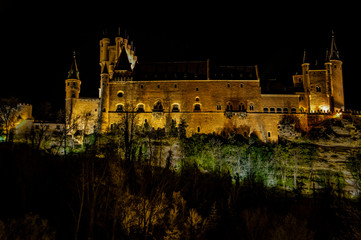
[101,62,109,74]
[114,46,132,71]
[329,30,340,60]
[303,48,307,63]
[67,51,80,79]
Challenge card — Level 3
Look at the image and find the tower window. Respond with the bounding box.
[316,86,321,92]
[117,91,124,97]
[268,132,271,138]
[217,104,222,110]
[197,127,200,133]
[196,87,199,91]
[227,83,230,88]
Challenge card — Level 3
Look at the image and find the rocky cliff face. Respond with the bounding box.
[279,115,361,197]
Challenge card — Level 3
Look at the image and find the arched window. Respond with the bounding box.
[263,107,269,113]
[277,107,282,113]
[226,102,233,111]
[117,91,124,97]
[172,104,180,112]
[291,108,297,113]
[316,86,321,92]
[116,104,124,112]
[239,103,246,111]
[137,104,145,112]
[283,108,288,113]
[194,103,201,111]
[153,101,163,112]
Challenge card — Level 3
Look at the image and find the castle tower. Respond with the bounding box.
[65,52,81,123]
[325,31,344,112]
[99,63,110,133]
[113,45,133,82]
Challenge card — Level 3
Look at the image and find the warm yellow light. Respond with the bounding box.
[320,106,329,112]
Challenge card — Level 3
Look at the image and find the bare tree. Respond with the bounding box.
[0,98,19,142]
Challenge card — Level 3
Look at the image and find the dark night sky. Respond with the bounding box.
[0,1,359,112]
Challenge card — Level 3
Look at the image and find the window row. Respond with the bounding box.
[115,102,255,113]
[263,107,297,114]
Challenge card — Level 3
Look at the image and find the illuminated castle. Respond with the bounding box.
[65,32,344,142]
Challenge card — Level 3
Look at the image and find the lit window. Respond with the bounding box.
[194,104,201,111]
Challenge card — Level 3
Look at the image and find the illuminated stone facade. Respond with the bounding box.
[65,34,344,142]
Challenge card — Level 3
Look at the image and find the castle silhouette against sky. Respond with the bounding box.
[64,31,345,142]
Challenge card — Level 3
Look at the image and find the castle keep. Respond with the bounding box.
[65,33,344,142]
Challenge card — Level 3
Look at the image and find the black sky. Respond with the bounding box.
[0,1,359,111]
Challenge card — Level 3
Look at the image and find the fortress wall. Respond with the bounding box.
[260,94,300,112]
[74,99,99,134]
[108,80,262,113]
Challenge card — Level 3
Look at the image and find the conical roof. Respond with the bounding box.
[67,54,80,79]
[114,46,132,71]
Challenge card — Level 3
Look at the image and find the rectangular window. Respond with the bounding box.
[268,132,271,138]
[217,105,222,110]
